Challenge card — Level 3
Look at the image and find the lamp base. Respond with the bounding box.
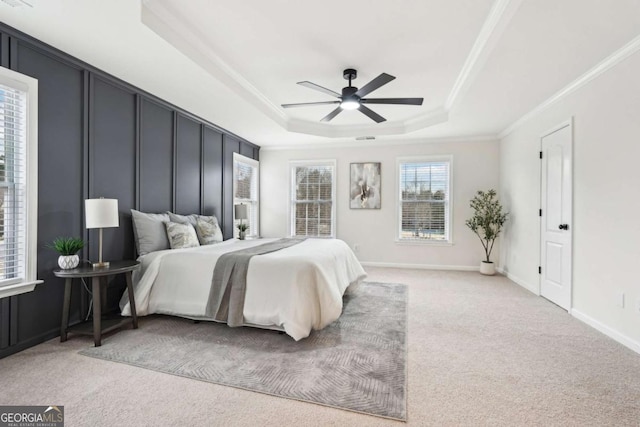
[92,261,110,269]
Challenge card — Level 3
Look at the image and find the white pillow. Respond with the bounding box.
[131,210,171,256]
[164,221,200,249]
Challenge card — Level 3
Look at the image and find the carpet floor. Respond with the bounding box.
[0,268,639,426]
[79,282,407,420]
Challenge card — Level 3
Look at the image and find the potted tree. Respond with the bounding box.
[237,223,248,240]
[465,189,508,275]
[49,237,85,270]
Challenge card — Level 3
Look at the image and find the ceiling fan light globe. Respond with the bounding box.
[340,100,360,110]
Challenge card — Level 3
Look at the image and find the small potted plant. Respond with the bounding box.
[465,189,508,275]
[49,237,85,270]
[237,223,248,240]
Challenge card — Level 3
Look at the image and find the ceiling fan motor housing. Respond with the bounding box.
[341,86,358,99]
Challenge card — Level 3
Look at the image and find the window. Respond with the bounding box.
[233,153,259,238]
[0,67,41,298]
[397,157,452,242]
[290,160,335,237]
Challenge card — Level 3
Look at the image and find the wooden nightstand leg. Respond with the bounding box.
[92,276,102,347]
[100,276,108,311]
[60,278,72,342]
[125,271,138,329]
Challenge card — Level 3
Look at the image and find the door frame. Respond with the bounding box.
[539,118,573,311]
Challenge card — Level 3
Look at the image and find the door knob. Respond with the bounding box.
[558,224,569,230]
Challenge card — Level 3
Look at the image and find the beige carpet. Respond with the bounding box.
[1,267,639,426]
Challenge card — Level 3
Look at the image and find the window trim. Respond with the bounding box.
[288,159,337,238]
[232,153,260,238]
[395,155,454,245]
[0,66,42,298]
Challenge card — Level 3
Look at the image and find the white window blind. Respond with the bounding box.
[398,159,451,241]
[0,82,27,286]
[290,161,335,237]
[233,154,259,237]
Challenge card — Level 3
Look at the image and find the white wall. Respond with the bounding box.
[261,139,500,269]
[499,50,640,348]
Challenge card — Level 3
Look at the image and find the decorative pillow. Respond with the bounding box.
[195,217,223,245]
[164,222,200,249]
[167,212,223,244]
[131,209,171,256]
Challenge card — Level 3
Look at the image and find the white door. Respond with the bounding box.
[540,122,572,310]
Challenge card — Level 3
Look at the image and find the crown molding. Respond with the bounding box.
[445,0,524,111]
[141,1,288,127]
[284,107,449,138]
[499,33,640,139]
[260,134,498,151]
[141,0,524,139]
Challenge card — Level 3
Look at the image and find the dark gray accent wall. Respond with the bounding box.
[223,136,240,239]
[175,115,202,215]
[89,75,137,263]
[14,40,86,348]
[139,99,174,213]
[0,23,259,359]
[203,127,223,218]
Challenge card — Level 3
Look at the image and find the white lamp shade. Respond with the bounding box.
[85,198,119,229]
[234,204,248,220]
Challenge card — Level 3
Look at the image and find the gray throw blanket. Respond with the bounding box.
[206,238,305,327]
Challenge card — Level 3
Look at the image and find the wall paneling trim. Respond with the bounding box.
[0,22,259,359]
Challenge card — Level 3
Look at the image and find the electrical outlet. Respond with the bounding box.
[615,291,625,308]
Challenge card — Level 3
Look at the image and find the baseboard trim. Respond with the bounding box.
[0,327,59,360]
[571,309,640,356]
[360,261,479,271]
[496,267,539,295]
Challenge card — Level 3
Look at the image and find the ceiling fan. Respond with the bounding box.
[281,69,424,123]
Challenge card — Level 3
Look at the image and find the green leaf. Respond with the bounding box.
[47,237,85,256]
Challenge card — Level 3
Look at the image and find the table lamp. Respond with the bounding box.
[234,204,248,237]
[85,198,119,268]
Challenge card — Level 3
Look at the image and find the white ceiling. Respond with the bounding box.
[1,0,640,146]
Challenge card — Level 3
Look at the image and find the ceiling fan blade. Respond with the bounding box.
[358,105,386,123]
[281,101,340,108]
[355,73,395,98]
[320,107,343,122]
[361,98,423,105]
[297,81,341,98]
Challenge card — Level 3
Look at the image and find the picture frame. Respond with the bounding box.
[350,162,381,209]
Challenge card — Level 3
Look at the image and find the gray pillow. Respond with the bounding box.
[167,212,199,227]
[195,217,223,245]
[131,209,171,256]
[164,221,200,249]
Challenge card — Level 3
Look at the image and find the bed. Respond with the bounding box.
[119,237,366,340]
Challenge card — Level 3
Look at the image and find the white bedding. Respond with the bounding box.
[120,238,366,340]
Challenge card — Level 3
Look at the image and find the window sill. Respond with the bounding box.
[395,239,454,246]
[0,280,44,299]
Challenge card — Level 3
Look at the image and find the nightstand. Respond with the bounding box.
[54,260,140,347]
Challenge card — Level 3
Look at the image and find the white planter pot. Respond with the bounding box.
[480,261,495,276]
[58,254,79,270]
[238,230,246,240]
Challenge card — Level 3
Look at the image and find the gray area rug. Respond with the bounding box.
[79,281,407,421]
